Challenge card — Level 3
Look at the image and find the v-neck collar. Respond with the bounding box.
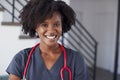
[35,46,64,80]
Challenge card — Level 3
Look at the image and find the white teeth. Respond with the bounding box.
[46,35,56,39]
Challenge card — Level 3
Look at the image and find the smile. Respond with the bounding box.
[46,35,57,40]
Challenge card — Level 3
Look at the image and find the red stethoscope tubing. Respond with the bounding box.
[23,43,72,80]
[59,44,72,80]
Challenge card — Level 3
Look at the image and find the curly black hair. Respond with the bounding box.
[19,0,76,37]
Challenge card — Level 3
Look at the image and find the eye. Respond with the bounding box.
[40,23,48,27]
[54,23,60,27]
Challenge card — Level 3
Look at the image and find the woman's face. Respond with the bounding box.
[35,12,62,46]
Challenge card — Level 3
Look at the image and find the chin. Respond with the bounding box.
[46,42,58,46]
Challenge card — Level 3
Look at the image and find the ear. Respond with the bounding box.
[35,29,39,38]
[35,27,38,32]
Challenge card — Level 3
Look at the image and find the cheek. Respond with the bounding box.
[36,28,45,36]
[59,27,62,34]
[60,28,62,35]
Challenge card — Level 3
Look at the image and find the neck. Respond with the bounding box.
[40,43,60,54]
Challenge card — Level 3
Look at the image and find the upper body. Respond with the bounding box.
[6,0,90,80]
[6,45,89,80]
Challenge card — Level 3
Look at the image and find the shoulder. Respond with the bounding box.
[10,47,32,66]
[65,47,84,59]
[14,48,31,59]
[12,48,32,66]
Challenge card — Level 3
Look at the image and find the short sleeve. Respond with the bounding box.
[6,49,29,79]
[74,53,90,80]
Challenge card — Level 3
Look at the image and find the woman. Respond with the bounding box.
[6,0,89,80]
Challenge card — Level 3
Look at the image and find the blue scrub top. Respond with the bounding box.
[6,45,89,80]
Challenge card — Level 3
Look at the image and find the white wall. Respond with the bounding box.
[70,0,119,73]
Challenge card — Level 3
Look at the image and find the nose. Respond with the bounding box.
[47,24,56,34]
[47,24,55,31]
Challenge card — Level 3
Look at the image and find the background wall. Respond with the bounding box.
[69,0,119,73]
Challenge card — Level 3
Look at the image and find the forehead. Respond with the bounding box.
[45,12,62,21]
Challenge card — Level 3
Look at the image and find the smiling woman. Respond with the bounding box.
[35,12,62,47]
[6,0,90,80]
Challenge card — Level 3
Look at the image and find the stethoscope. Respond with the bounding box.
[23,43,72,80]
